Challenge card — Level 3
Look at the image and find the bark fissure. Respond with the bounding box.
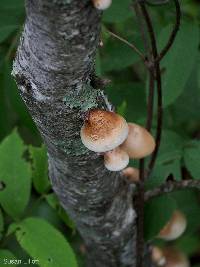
[13,1,138,266]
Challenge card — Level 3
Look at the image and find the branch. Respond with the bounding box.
[146,68,155,131]
[144,179,200,201]
[140,4,163,178]
[147,0,181,175]
[134,2,163,266]
[134,1,182,266]
[133,3,150,57]
[12,1,137,266]
[157,0,181,62]
[106,29,146,62]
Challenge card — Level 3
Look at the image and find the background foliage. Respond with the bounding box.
[0,0,199,266]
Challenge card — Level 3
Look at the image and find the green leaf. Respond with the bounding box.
[29,145,50,194]
[101,38,139,72]
[0,0,24,28]
[175,235,200,256]
[0,13,24,29]
[184,140,200,179]
[45,193,75,230]
[15,217,78,267]
[0,209,4,238]
[105,82,146,122]
[0,130,31,219]
[0,250,17,266]
[144,195,177,241]
[0,0,24,9]
[0,25,17,43]
[103,0,133,23]
[151,130,184,183]
[158,22,199,107]
[5,63,37,134]
[198,54,200,89]
[170,62,200,131]
[116,100,127,117]
[0,64,12,140]
[22,197,66,229]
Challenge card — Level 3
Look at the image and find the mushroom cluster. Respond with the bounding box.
[80,109,155,173]
[152,247,190,267]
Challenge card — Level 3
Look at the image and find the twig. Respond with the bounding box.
[136,62,155,267]
[133,3,154,266]
[139,3,163,178]
[106,29,146,61]
[147,66,162,177]
[131,1,181,266]
[133,3,150,57]
[147,0,181,174]
[157,0,181,61]
[135,3,162,267]
[144,179,200,201]
[146,66,155,131]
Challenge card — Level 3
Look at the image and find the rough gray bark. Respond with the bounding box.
[12,0,139,266]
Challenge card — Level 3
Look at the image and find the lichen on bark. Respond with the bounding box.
[63,84,102,111]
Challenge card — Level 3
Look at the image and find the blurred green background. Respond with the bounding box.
[0,0,200,266]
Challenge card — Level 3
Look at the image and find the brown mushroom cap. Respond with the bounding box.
[92,0,112,10]
[162,247,190,267]
[120,123,155,159]
[158,211,187,241]
[122,167,140,183]
[104,147,129,171]
[81,110,129,153]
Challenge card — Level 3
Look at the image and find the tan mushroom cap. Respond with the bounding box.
[81,110,129,153]
[151,246,166,266]
[158,211,187,241]
[104,147,129,171]
[120,123,155,159]
[92,0,112,10]
[122,167,140,183]
[162,247,190,267]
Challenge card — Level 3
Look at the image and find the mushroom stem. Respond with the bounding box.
[104,147,129,172]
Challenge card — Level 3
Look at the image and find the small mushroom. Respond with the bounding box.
[158,211,187,241]
[104,147,129,171]
[81,109,129,153]
[122,167,140,183]
[120,123,155,159]
[92,0,112,10]
[162,247,190,267]
[151,246,166,266]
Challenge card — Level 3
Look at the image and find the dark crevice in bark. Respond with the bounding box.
[12,1,140,266]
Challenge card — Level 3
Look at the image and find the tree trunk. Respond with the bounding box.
[12,0,139,266]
